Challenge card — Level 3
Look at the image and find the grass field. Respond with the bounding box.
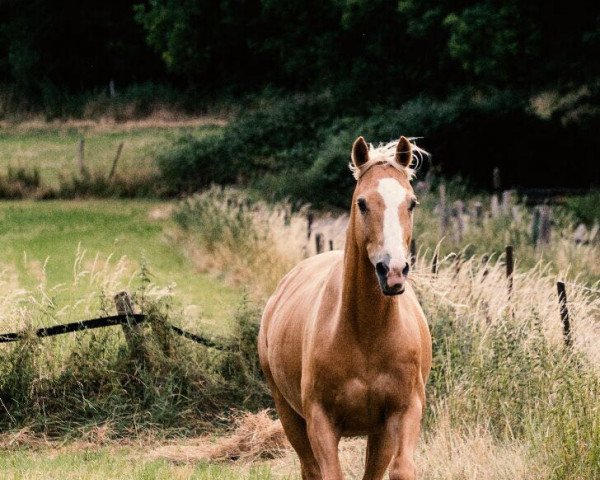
[0,448,274,480]
[0,120,222,187]
[0,122,598,480]
[0,199,240,335]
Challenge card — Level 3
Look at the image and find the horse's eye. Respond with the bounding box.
[357,198,368,214]
[408,199,419,212]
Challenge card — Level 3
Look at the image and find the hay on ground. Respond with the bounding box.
[150,409,289,464]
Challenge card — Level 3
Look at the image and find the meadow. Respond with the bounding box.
[0,119,223,188]
[0,122,598,479]
[0,199,241,334]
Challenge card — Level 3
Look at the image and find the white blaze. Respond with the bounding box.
[377,178,407,260]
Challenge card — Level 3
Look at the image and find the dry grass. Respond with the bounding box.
[0,114,228,133]
[145,414,542,480]
[138,246,599,479]
[150,410,289,464]
[410,250,600,370]
[174,187,310,297]
[171,189,599,479]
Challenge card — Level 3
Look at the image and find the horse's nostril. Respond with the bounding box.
[402,262,410,277]
[375,262,389,277]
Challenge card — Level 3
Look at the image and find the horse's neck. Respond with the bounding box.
[340,221,399,338]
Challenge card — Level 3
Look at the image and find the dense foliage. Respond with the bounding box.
[0,1,165,100]
[134,0,600,97]
[2,1,598,102]
[159,93,600,207]
[1,1,599,190]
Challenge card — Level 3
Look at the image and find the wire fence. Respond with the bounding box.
[0,291,229,351]
[0,243,583,351]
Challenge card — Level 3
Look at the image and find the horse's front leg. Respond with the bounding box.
[388,395,423,480]
[362,414,400,480]
[305,404,343,480]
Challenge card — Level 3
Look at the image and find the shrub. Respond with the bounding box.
[0,264,272,438]
[174,186,307,295]
[0,167,50,199]
[0,166,167,200]
[159,91,599,207]
[56,170,166,199]
[158,92,339,194]
[158,132,235,191]
[564,191,600,225]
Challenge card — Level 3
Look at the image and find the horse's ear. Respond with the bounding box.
[351,136,369,169]
[395,136,412,167]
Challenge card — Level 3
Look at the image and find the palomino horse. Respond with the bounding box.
[258,135,431,480]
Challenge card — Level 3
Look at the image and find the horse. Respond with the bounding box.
[258,135,432,480]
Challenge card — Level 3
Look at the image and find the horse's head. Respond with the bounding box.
[350,135,423,296]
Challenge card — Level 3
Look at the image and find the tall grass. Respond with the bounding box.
[2,185,598,478]
[173,188,600,478]
[174,185,600,289]
[0,254,269,439]
[174,186,308,296]
[411,186,600,284]
[414,255,600,479]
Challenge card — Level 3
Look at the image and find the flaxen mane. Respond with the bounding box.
[349,138,430,181]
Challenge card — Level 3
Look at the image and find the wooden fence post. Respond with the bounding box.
[114,291,145,359]
[453,200,465,244]
[539,205,552,244]
[505,245,514,295]
[490,167,501,218]
[501,190,514,215]
[315,233,324,254]
[490,194,500,218]
[532,207,541,246]
[329,240,334,251]
[77,138,89,178]
[590,223,599,244]
[439,184,449,238]
[307,213,314,239]
[108,142,124,181]
[473,202,484,226]
[431,252,438,276]
[556,281,572,348]
[410,238,416,269]
[492,167,501,192]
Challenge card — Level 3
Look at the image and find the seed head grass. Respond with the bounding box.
[172,188,599,479]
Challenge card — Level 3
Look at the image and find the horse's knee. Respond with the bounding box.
[389,458,416,480]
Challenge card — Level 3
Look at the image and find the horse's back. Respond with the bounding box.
[258,250,343,413]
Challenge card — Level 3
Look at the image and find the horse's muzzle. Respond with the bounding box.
[375,260,409,296]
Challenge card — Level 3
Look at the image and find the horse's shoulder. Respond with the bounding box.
[263,251,343,317]
[296,250,344,271]
[284,251,343,288]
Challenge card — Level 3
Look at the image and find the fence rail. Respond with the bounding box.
[0,314,145,343]
[0,246,581,351]
[0,291,229,351]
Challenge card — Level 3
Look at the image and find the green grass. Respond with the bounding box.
[0,448,276,480]
[0,124,222,188]
[0,199,240,335]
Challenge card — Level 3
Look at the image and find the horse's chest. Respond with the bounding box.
[327,371,414,434]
